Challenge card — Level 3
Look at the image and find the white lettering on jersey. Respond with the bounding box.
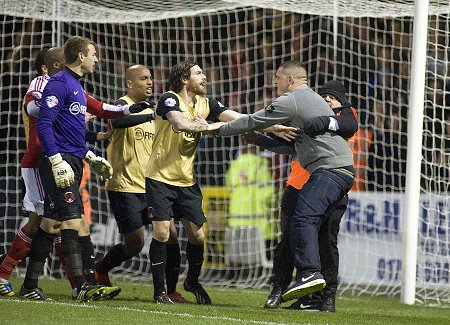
[69,102,87,115]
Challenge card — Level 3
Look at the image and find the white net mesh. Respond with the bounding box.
[1,0,449,305]
[4,0,450,22]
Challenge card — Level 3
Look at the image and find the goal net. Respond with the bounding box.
[1,0,449,306]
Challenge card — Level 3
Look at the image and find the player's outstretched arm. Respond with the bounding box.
[167,110,222,133]
[193,115,225,134]
[111,114,154,129]
[86,93,152,119]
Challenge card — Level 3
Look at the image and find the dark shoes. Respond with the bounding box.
[286,288,336,312]
[263,284,283,309]
[183,280,212,305]
[154,292,174,304]
[286,293,322,311]
[19,286,50,300]
[321,290,336,312]
[282,272,325,302]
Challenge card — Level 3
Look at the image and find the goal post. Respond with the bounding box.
[401,0,429,305]
[1,0,449,306]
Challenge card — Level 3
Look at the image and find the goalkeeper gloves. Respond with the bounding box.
[48,153,75,189]
[303,116,332,137]
[84,150,113,181]
[124,101,153,114]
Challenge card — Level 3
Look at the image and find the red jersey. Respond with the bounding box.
[21,75,50,168]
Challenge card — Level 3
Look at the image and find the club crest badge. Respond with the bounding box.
[64,191,75,203]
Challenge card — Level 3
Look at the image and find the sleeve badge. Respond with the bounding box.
[46,95,59,108]
[164,97,177,107]
[265,104,275,112]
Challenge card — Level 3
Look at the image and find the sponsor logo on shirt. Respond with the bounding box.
[69,102,87,115]
[164,98,176,107]
[46,95,59,108]
[134,128,154,141]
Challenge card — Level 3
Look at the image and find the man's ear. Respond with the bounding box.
[288,75,294,85]
[127,79,133,89]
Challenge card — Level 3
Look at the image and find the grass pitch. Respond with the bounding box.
[2,277,449,325]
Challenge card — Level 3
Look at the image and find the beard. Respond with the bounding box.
[187,80,207,96]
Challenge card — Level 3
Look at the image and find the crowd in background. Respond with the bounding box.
[1,8,449,193]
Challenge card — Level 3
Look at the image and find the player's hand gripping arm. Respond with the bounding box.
[48,153,75,189]
[84,150,113,181]
[193,115,226,134]
[168,111,225,133]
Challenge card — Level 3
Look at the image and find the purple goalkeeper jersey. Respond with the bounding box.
[37,68,88,159]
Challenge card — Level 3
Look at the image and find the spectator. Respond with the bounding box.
[225,143,276,258]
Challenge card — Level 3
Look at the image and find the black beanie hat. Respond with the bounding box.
[318,80,347,105]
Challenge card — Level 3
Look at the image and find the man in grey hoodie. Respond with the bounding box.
[216,61,354,301]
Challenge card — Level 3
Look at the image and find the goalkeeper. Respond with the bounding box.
[0,46,148,300]
[35,36,149,301]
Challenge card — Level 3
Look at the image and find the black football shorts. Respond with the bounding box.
[146,178,206,226]
[108,190,149,233]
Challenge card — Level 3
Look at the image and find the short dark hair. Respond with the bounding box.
[169,60,198,93]
[64,36,96,65]
[279,60,308,82]
[34,49,49,75]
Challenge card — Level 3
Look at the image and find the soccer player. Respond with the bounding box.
[0,48,82,299]
[94,64,190,303]
[258,80,358,312]
[145,60,253,304]
[0,45,149,299]
[93,64,155,289]
[216,61,354,302]
[33,36,147,301]
[0,49,49,297]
